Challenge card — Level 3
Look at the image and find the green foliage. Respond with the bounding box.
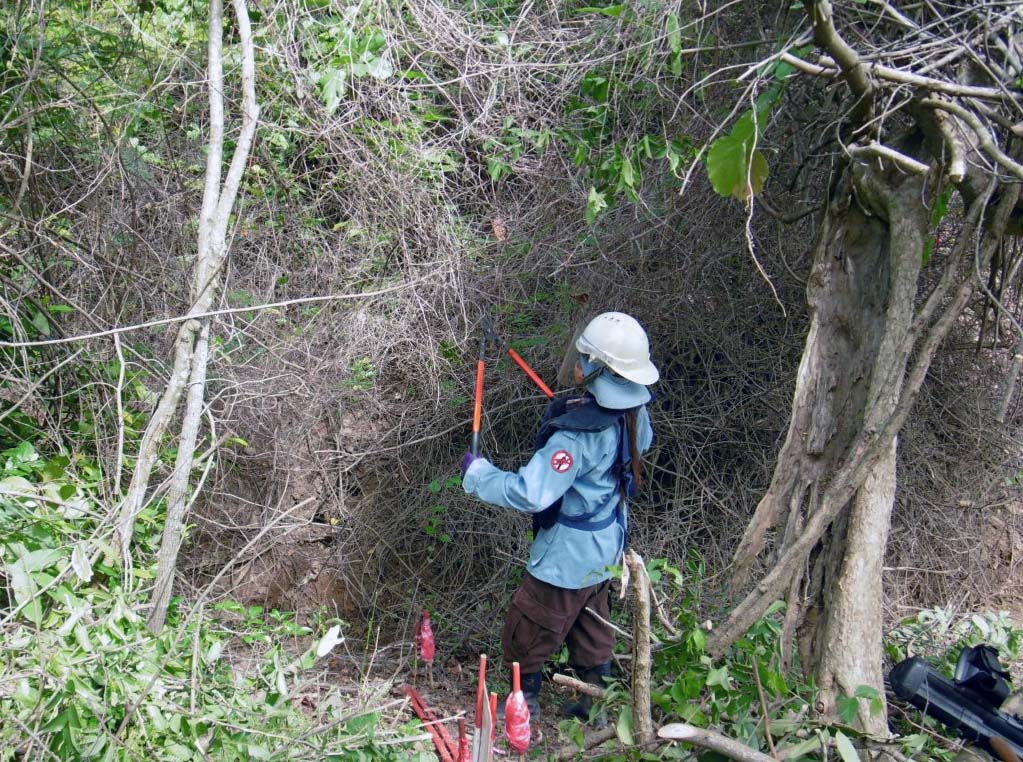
[475,4,698,222]
[558,555,823,759]
[705,50,805,200]
[923,187,954,265]
[424,475,461,549]
[836,685,884,726]
[0,442,427,760]
[484,118,553,182]
[344,357,377,392]
[706,114,770,201]
[299,8,394,114]
[886,607,1023,668]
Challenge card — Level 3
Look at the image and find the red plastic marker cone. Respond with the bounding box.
[504,662,531,756]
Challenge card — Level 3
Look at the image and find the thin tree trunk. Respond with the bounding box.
[149,321,210,632]
[814,439,895,733]
[627,550,655,746]
[114,0,258,583]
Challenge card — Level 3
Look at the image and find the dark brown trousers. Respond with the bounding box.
[501,572,614,674]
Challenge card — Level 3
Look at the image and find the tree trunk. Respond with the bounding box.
[717,146,1021,741]
[148,321,210,632]
[114,0,258,600]
[727,156,929,730]
[812,439,895,734]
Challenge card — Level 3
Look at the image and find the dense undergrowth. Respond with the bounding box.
[3,0,1023,759]
[0,437,433,761]
[4,436,1019,760]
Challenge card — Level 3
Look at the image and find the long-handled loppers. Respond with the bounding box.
[482,314,554,399]
[469,314,554,456]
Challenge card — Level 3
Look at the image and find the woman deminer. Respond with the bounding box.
[461,312,657,723]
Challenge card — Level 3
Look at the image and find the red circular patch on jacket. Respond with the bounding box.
[550,450,574,473]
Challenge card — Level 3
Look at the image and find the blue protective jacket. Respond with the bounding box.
[462,396,653,589]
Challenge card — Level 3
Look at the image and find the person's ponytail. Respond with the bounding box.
[625,408,643,490]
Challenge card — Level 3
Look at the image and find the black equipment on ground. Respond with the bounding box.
[889,644,1023,760]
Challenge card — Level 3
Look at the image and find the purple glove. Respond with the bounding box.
[461,451,480,477]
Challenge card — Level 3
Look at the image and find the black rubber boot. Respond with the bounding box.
[499,671,542,722]
[563,663,611,726]
[522,670,542,720]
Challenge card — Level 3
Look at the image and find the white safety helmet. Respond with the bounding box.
[575,312,659,385]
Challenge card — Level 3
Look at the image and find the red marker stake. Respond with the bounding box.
[505,662,531,757]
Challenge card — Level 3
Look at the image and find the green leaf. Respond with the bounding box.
[9,440,37,462]
[366,55,393,80]
[19,548,64,572]
[621,155,635,188]
[666,13,681,54]
[677,703,707,726]
[205,640,223,665]
[688,627,707,653]
[730,111,757,144]
[616,708,635,746]
[165,744,194,761]
[30,310,51,337]
[765,668,788,695]
[901,733,928,752]
[576,4,626,16]
[749,150,769,196]
[428,479,442,494]
[705,665,730,688]
[355,711,382,732]
[778,735,825,760]
[706,135,768,200]
[837,695,860,726]
[42,455,70,481]
[586,187,608,224]
[706,135,745,198]
[71,543,93,582]
[8,559,42,623]
[834,731,859,762]
[853,685,880,700]
[318,68,347,115]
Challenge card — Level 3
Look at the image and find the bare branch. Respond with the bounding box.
[659,724,777,762]
[0,279,433,349]
[848,141,932,175]
[921,98,1023,181]
[803,0,874,124]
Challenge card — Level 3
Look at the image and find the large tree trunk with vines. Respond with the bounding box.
[712,0,1023,743]
[717,148,1021,741]
[731,156,928,731]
